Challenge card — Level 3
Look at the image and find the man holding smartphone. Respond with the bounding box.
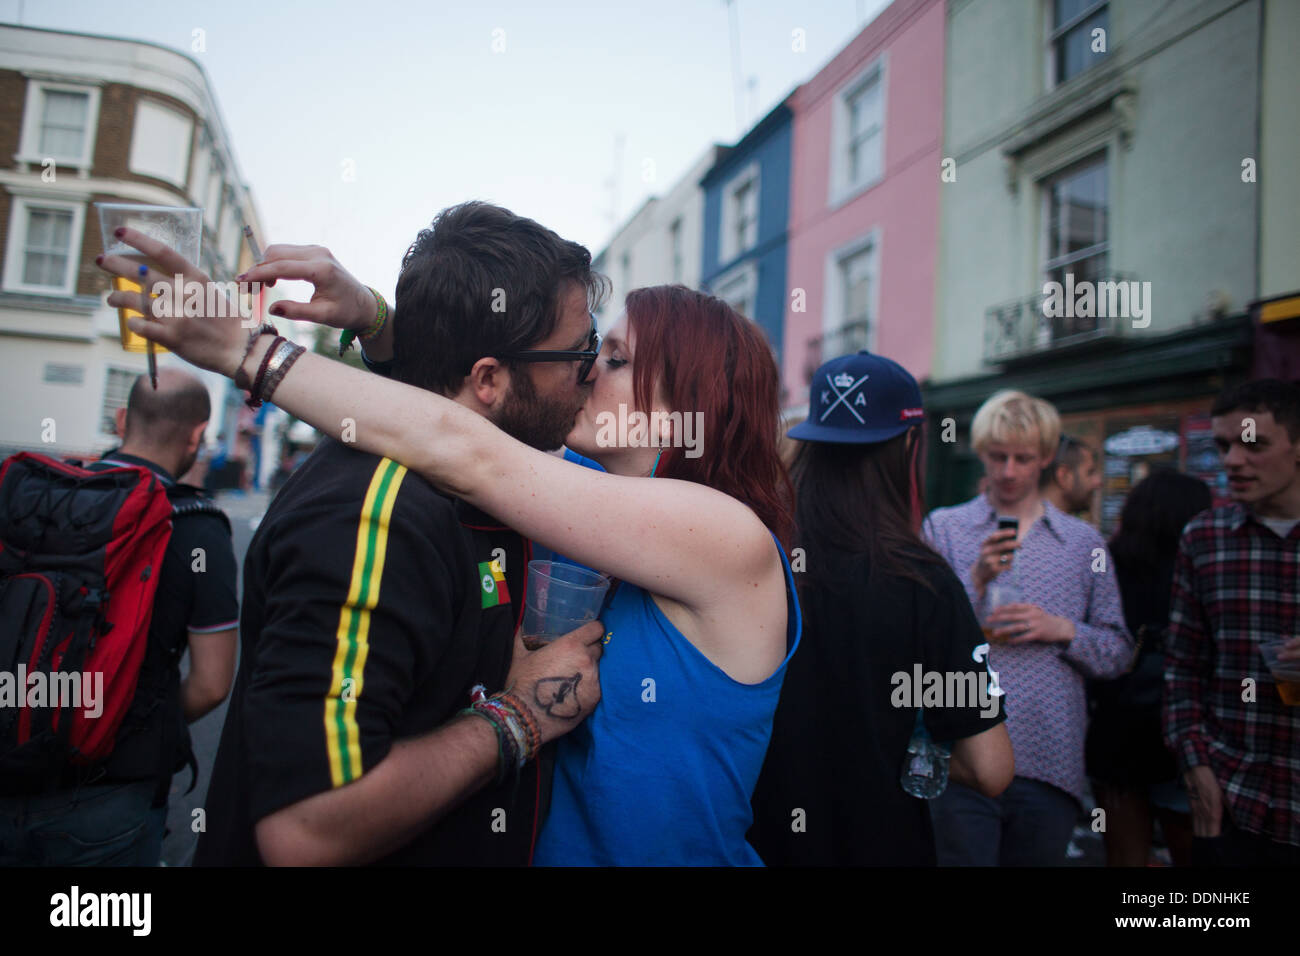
[923,389,1131,866]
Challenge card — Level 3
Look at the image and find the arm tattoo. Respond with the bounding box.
[534,674,583,720]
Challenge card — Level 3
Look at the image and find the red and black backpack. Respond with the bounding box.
[0,452,175,792]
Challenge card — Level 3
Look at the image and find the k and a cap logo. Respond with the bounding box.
[478,559,510,609]
[820,372,869,422]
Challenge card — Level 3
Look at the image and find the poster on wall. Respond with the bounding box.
[1183,413,1232,508]
[1101,419,1182,535]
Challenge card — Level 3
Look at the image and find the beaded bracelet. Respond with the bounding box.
[338,286,389,355]
[458,686,544,784]
[497,692,542,758]
[480,699,529,765]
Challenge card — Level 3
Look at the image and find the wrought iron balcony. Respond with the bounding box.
[983,272,1139,363]
[803,319,870,384]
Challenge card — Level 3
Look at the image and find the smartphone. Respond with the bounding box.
[995,516,1019,569]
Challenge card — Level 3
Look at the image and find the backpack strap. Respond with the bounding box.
[166,483,232,533]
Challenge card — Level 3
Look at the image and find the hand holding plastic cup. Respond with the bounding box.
[520,561,610,650]
[1260,640,1300,706]
[981,576,1021,644]
[94,203,202,353]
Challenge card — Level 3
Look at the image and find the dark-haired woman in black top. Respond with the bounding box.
[749,352,1014,866]
[1086,469,1212,866]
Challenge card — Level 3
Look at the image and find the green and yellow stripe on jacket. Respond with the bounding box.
[325,457,408,787]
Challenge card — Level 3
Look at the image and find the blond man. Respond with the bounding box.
[923,390,1131,866]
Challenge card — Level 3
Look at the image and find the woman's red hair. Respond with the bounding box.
[624,285,795,551]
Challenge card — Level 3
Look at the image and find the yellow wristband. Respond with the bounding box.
[360,286,388,340]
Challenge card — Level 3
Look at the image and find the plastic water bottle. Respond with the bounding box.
[900,710,951,799]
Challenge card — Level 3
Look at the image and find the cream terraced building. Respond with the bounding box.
[0,24,265,459]
[593,145,727,330]
[923,0,1300,522]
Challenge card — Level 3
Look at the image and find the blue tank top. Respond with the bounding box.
[533,532,801,866]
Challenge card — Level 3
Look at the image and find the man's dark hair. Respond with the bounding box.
[123,372,210,444]
[1039,434,1094,488]
[1211,378,1300,441]
[391,201,610,394]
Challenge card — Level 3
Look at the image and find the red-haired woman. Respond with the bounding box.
[100,234,799,866]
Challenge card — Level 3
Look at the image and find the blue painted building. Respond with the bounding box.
[700,93,796,395]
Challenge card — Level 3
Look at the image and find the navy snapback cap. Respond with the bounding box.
[788,350,925,444]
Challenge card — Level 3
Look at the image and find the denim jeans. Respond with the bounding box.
[930,775,1080,866]
[0,779,166,866]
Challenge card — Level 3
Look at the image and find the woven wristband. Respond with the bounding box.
[483,697,527,775]
[338,287,389,355]
[361,286,388,339]
[480,699,528,770]
[497,693,541,760]
[459,706,511,784]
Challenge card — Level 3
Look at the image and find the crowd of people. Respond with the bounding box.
[1,200,1295,867]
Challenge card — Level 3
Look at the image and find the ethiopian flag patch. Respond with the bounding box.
[478,559,510,608]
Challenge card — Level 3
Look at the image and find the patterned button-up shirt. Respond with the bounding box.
[924,495,1131,804]
[1164,503,1300,847]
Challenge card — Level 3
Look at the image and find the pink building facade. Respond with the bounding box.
[782,0,945,412]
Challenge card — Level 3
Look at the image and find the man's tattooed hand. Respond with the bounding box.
[504,622,603,743]
[534,674,583,720]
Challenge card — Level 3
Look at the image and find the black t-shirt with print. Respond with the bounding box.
[749,549,1006,866]
[194,437,540,866]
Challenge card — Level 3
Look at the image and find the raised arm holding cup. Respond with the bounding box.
[97,226,788,682]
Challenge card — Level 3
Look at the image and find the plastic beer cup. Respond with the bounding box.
[1260,640,1300,706]
[520,561,610,650]
[95,203,202,352]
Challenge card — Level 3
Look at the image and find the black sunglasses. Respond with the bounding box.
[496,319,602,384]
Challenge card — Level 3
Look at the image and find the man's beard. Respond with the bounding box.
[493,366,584,451]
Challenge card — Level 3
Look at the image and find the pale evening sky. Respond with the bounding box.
[5,0,892,300]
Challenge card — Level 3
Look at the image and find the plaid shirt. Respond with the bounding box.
[1164,503,1300,847]
[924,495,1131,804]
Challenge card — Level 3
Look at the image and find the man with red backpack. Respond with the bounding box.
[0,368,238,865]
